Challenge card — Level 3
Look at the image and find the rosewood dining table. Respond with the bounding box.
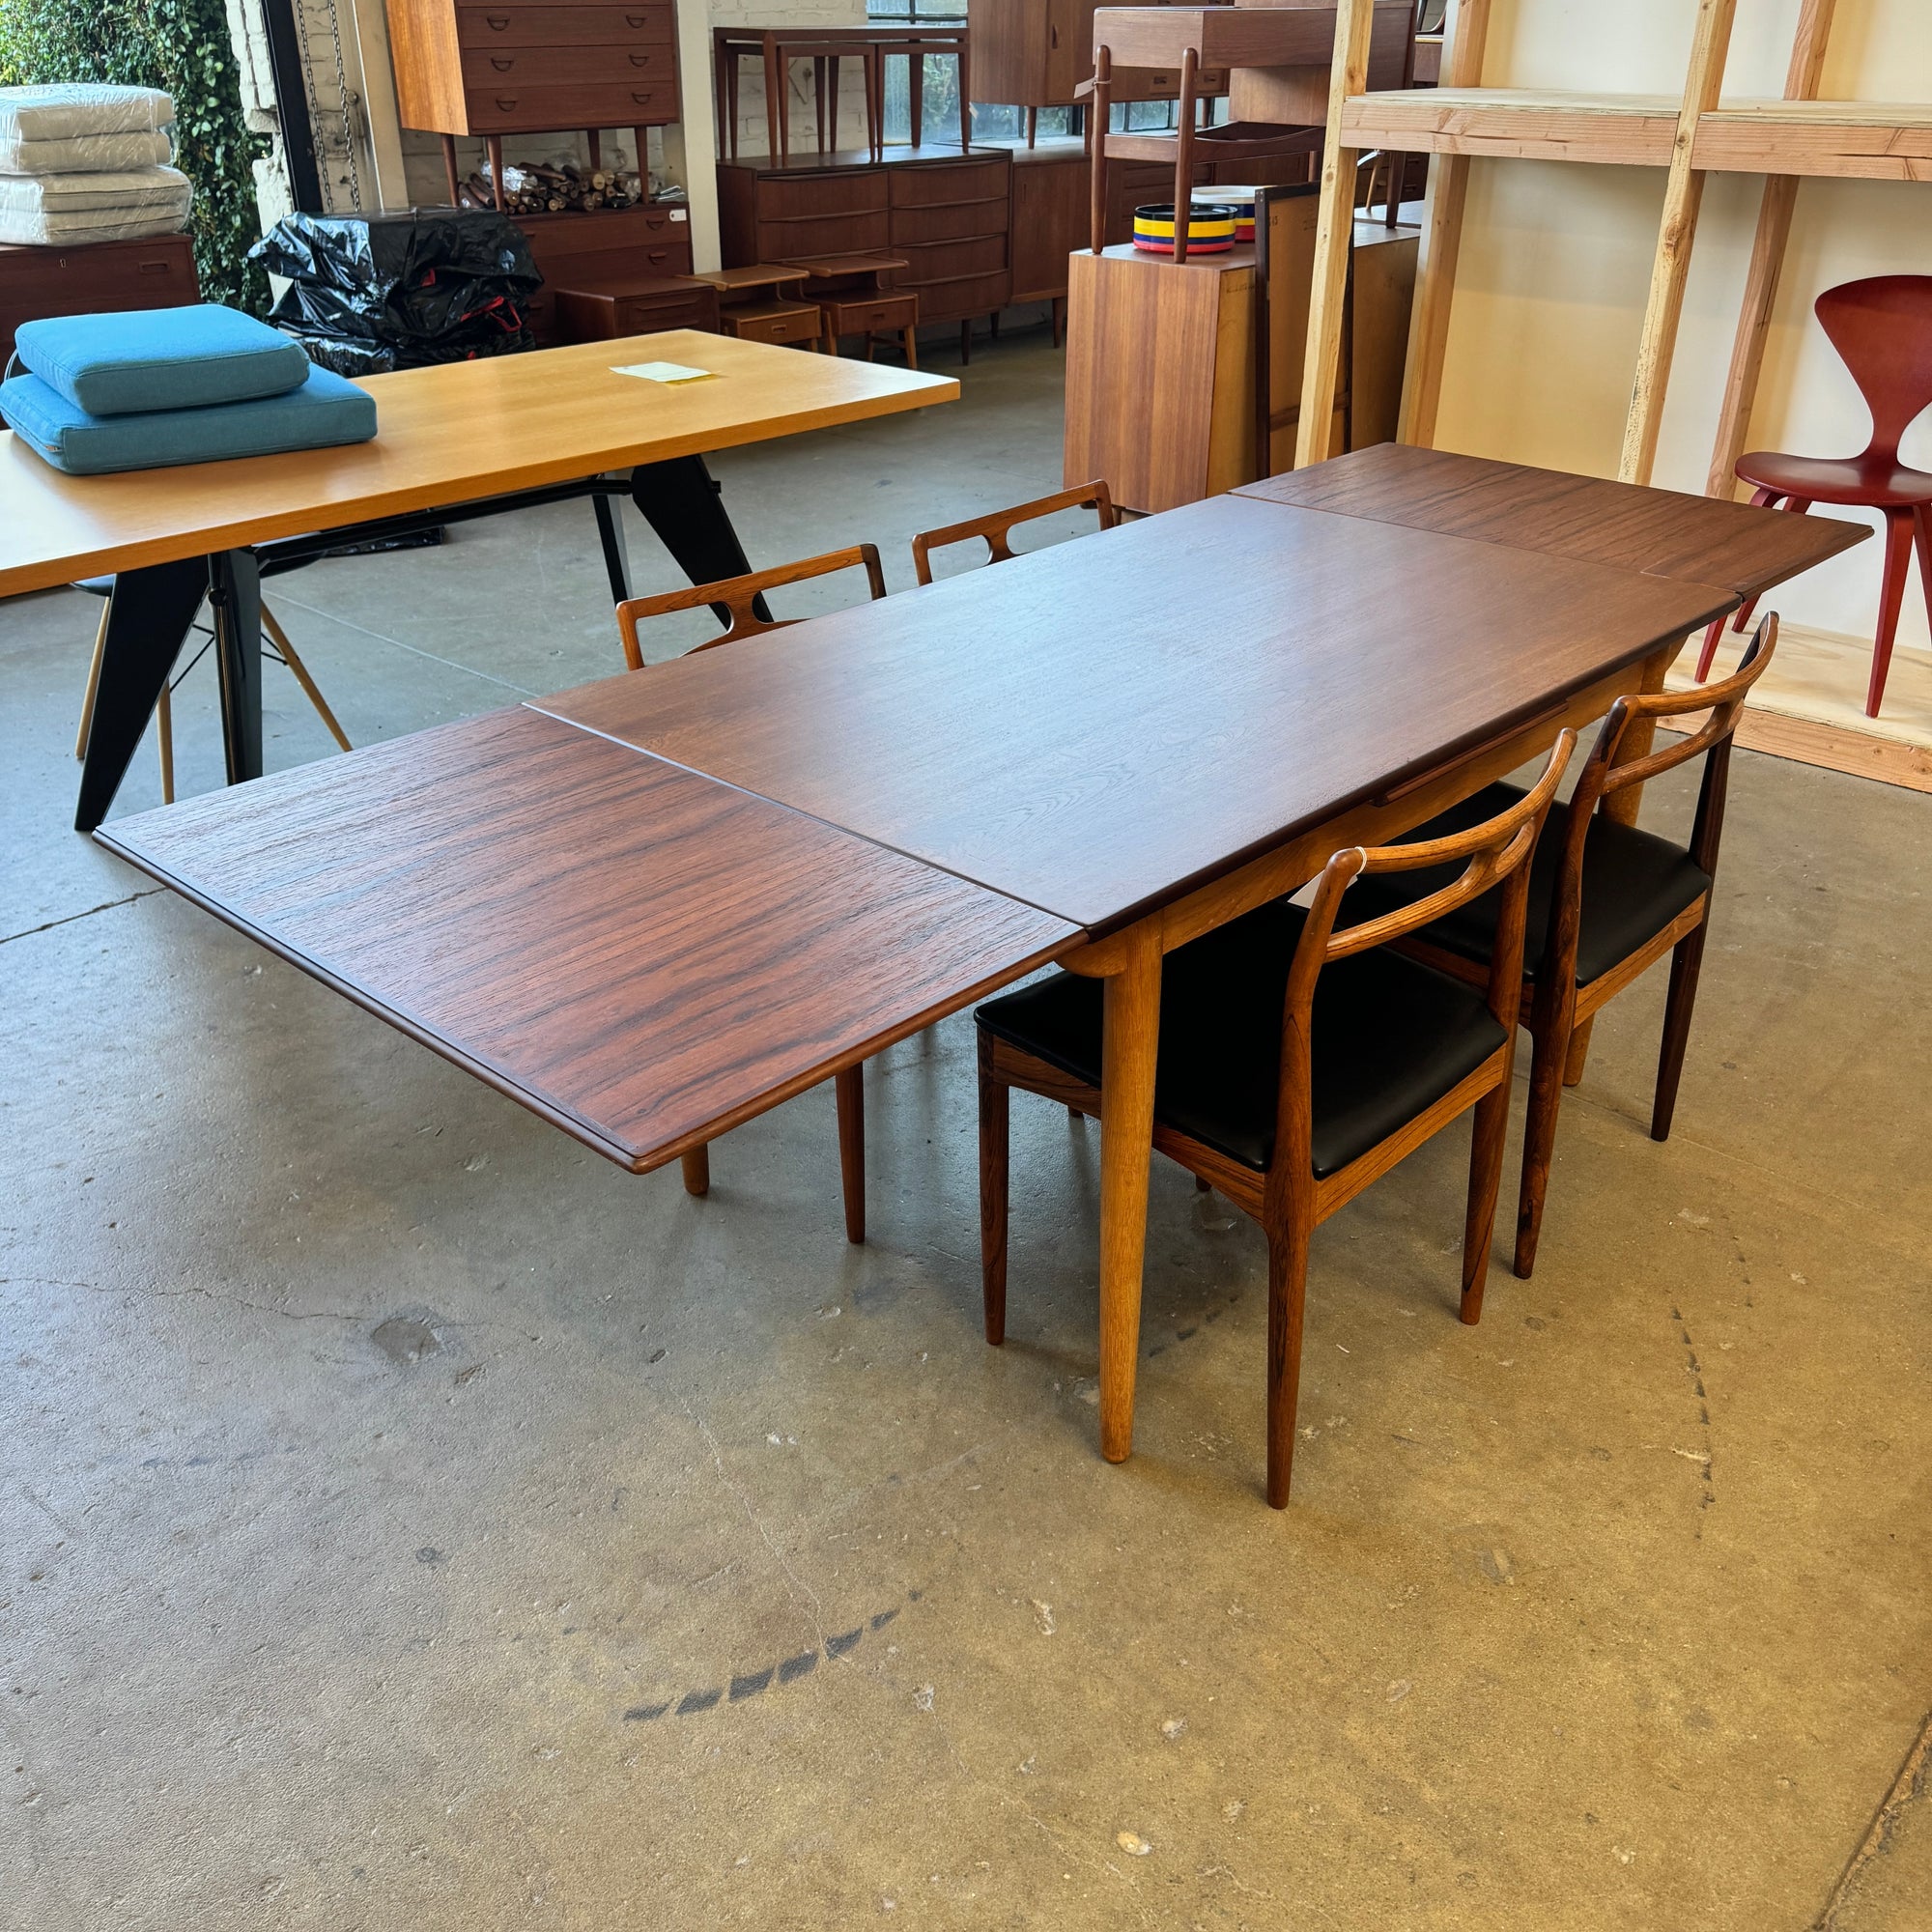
[93,448,1861,1471]
[0,330,954,832]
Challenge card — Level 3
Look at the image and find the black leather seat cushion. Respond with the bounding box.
[977,901,1507,1179]
[1340,782,1712,986]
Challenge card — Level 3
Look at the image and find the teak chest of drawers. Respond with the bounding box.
[386,0,681,138]
[718,148,1012,353]
[0,233,197,364]
[514,202,693,343]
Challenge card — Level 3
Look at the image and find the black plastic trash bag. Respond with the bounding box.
[249,208,543,374]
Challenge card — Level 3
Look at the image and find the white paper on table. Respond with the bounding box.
[611,361,715,384]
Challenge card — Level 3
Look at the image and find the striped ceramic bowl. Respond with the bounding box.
[1132,203,1236,254]
[1193,186,1258,242]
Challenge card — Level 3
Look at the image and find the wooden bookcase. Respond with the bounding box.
[1298,0,1932,486]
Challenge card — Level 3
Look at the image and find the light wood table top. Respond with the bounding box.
[1236,442,1865,598]
[0,330,955,596]
[536,492,1735,933]
[97,706,1075,1174]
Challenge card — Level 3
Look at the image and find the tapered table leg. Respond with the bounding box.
[73,554,212,831]
[209,548,264,789]
[1097,924,1161,1463]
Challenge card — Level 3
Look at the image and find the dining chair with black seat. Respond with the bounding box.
[909,481,1119,586]
[614,541,888,1236]
[975,736,1574,1507]
[1344,615,1778,1283]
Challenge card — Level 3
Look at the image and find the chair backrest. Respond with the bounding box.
[614,543,886,668]
[1270,733,1576,1184]
[910,481,1119,586]
[1815,275,1932,464]
[1541,611,1777,986]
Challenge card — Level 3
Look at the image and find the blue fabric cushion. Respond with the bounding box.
[0,364,377,474]
[13,303,312,416]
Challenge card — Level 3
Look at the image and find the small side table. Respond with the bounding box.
[694,264,823,349]
[553,274,722,343]
[784,253,919,367]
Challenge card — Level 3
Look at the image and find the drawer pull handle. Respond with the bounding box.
[495,96,518,109]
[485,14,509,26]
[625,14,647,24]
[137,260,170,273]
[647,249,667,261]
[631,90,655,102]
[490,56,513,69]
[628,52,649,64]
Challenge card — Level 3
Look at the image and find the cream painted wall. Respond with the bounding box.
[1430,0,1932,647]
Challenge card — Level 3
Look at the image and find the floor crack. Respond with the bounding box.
[1815,1707,1932,1930]
[0,888,162,947]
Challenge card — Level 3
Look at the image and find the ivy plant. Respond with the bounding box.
[0,0,270,311]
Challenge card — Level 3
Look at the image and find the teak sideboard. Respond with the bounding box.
[718,148,1013,346]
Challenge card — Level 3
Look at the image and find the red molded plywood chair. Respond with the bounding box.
[1696,274,1932,719]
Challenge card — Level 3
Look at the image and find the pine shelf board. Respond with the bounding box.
[1339,88,1681,164]
[1695,99,1932,181]
[1342,88,1932,180]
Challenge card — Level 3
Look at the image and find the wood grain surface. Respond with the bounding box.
[0,330,956,596]
[1236,442,1865,595]
[535,493,1733,931]
[97,707,1075,1174]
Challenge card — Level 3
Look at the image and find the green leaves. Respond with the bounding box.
[0,0,271,311]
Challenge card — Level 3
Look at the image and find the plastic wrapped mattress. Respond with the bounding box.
[0,83,174,143]
[0,165,193,244]
[0,129,174,175]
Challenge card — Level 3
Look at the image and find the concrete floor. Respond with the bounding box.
[2,327,1927,1930]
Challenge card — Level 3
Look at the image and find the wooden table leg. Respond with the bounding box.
[486,134,506,210]
[440,133,461,206]
[910,46,923,149]
[724,48,740,160]
[814,57,828,153]
[829,55,840,151]
[778,49,792,160]
[1097,923,1161,1463]
[957,42,971,151]
[763,39,781,160]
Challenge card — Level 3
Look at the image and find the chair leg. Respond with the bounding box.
[1264,1207,1313,1508]
[156,683,174,805]
[1461,1080,1510,1324]
[261,608,352,753]
[76,600,110,758]
[1514,1010,1571,1281]
[1563,1017,1593,1087]
[1652,919,1710,1143]
[836,1064,865,1244]
[681,1146,710,1196]
[978,1033,1009,1345]
[1914,505,1932,648]
[902,325,918,371]
[1867,509,1917,719]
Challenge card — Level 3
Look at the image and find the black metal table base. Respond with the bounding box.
[73,453,762,832]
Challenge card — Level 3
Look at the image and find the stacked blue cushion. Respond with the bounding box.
[0,301,378,473]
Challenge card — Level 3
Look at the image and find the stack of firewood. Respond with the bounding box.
[460,158,640,215]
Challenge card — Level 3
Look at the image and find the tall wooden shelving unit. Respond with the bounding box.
[1293,0,1932,495]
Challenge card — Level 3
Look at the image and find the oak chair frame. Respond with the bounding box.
[1399,615,1778,1281]
[613,542,889,1232]
[75,592,350,807]
[980,734,1574,1507]
[910,481,1120,586]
